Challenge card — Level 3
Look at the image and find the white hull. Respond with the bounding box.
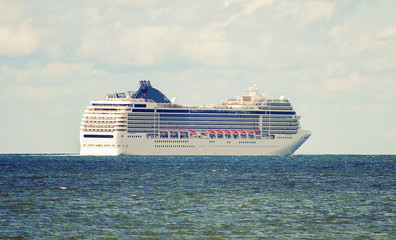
[80,130,311,156]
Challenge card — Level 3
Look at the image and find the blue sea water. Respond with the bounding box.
[0,155,395,239]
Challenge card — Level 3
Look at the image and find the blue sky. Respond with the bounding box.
[0,0,395,154]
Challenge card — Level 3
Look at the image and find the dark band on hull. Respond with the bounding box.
[84,134,114,138]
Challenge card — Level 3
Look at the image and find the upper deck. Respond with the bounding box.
[94,80,296,113]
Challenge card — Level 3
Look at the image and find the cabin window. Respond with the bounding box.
[134,104,147,108]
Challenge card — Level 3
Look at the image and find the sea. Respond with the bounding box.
[0,154,395,240]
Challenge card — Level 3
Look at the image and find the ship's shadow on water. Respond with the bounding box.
[0,154,395,239]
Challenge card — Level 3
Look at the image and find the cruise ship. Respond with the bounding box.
[80,81,311,156]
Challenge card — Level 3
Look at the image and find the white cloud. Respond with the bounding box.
[377,26,396,39]
[325,62,344,76]
[325,73,367,92]
[277,1,334,26]
[181,25,233,67]
[1,85,71,102]
[78,25,184,66]
[0,62,106,87]
[83,7,104,26]
[44,44,64,59]
[222,0,244,9]
[364,56,396,71]
[0,23,40,56]
[0,1,23,24]
[39,62,105,80]
[0,61,155,122]
[329,25,349,38]
[0,65,27,83]
[120,25,183,65]
[222,0,276,27]
[104,0,157,8]
[150,8,170,19]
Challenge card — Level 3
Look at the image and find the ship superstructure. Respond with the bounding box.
[80,81,311,155]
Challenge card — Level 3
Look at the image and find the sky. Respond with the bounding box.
[0,0,395,154]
